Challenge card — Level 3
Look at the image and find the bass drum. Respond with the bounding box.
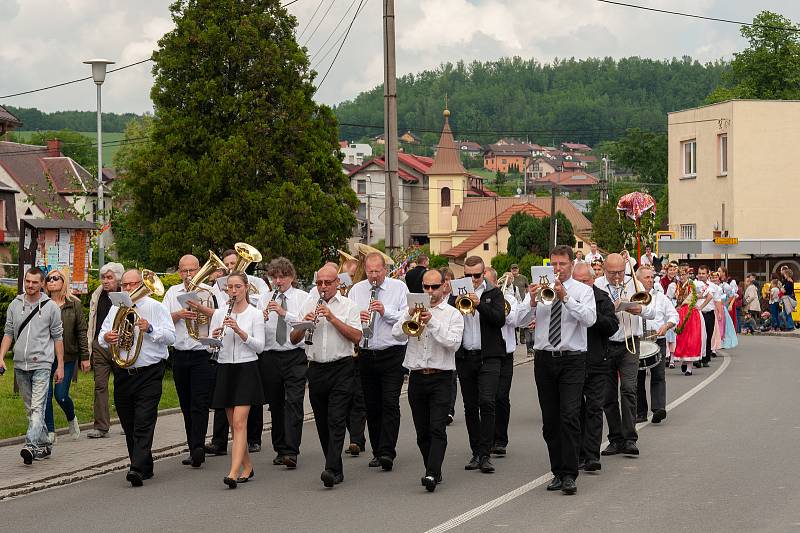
[638,340,662,370]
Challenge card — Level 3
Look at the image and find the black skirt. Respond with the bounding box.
[211,360,265,409]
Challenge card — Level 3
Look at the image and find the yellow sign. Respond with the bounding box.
[543,258,551,266]
[714,237,738,245]
[655,231,675,256]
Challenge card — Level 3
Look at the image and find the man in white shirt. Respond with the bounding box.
[639,245,655,267]
[162,255,217,468]
[529,245,596,495]
[348,252,409,471]
[291,264,362,488]
[100,269,176,487]
[392,269,464,492]
[634,266,678,425]
[585,242,603,264]
[258,257,309,469]
[694,265,721,367]
[594,254,656,457]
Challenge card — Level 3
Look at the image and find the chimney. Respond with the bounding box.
[46,139,62,157]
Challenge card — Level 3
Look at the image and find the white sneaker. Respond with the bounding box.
[48,432,57,445]
[68,417,81,440]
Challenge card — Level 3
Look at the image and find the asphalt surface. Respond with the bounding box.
[2,336,797,533]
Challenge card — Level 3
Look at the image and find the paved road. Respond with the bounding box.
[2,336,798,532]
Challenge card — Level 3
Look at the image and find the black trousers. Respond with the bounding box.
[456,355,501,458]
[448,372,458,417]
[259,348,307,457]
[308,357,355,476]
[702,311,716,364]
[637,338,667,417]
[172,350,215,452]
[113,361,165,476]
[580,363,607,464]
[346,363,367,449]
[210,359,263,449]
[493,353,515,448]
[408,370,453,478]
[604,339,639,445]
[534,350,586,480]
[358,345,406,459]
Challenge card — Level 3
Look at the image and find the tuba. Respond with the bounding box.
[111,270,165,369]
[185,250,226,339]
[402,303,426,338]
[231,242,263,297]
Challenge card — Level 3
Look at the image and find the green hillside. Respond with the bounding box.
[12,131,125,167]
[334,56,727,147]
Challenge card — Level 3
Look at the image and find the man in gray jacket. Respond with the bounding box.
[0,267,65,464]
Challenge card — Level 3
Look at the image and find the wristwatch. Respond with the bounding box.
[146,324,154,334]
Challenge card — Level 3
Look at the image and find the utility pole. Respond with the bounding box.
[549,178,557,250]
[383,0,398,252]
[600,155,609,206]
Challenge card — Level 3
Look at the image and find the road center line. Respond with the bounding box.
[424,354,732,533]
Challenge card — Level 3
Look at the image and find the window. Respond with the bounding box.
[679,224,696,240]
[682,140,696,177]
[357,202,367,219]
[356,179,366,194]
[441,187,451,207]
[577,241,583,249]
[483,243,490,251]
[718,134,728,175]
[0,200,5,230]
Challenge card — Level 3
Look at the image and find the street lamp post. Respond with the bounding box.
[83,58,115,269]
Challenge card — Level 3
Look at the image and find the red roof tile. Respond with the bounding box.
[533,170,598,186]
[442,203,548,258]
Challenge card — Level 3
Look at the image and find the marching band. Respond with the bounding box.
[90,242,738,494]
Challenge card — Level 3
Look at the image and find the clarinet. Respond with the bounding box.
[304,297,325,345]
[210,297,236,363]
[264,288,280,321]
[362,280,378,349]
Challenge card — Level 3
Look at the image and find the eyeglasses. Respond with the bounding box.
[45,276,62,282]
[315,279,337,286]
[463,273,483,279]
[605,269,625,276]
[422,283,442,290]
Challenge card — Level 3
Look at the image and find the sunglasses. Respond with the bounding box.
[463,273,483,279]
[315,279,337,286]
[422,283,442,290]
[45,276,62,282]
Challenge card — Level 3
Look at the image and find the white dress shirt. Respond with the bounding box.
[461,282,485,350]
[348,277,408,350]
[299,293,362,363]
[643,290,679,339]
[594,276,657,340]
[532,278,596,351]
[499,292,533,354]
[99,296,176,368]
[585,251,603,263]
[639,253,654,266]
[694,280,722,312]
[162,282,216,351]
[394,300,463,371]
[258,286,308,351]
[207,304,265,364]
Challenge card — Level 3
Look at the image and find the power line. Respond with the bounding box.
[297,0,326,41]
[303,0,337,46]
[0,137,150,158]
[309,0,359,63]
[282,0,304,6]
[315,0,367,89]
[595,0,800,32]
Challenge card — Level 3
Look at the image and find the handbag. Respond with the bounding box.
[782,295,797,314]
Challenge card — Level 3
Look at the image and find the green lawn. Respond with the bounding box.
[14,131,126,167]
[0,356,180,440]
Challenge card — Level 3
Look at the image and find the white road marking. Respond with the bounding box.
[424,355,732,533]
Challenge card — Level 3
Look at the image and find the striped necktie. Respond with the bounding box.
[548,299,562,349]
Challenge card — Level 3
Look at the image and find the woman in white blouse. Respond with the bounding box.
[208,271,266,489]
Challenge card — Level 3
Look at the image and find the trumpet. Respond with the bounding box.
[304,298,325,345]
[110,269,165,369]
[402,303,426,338]
[455,287,476,316]
[536,275,557,305]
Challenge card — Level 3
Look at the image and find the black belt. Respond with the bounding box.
[359,346,404,357]
[410,368,451,375]
[462,349,482,358]
[118,360,164,376]
[608,338,639,346]
[264,347,305,356]
[536,349,586,358]
[309,356,353,367]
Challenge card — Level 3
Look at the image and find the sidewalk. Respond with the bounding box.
[0,349,533,500]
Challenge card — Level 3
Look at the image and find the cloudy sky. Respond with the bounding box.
[1,0,799,114]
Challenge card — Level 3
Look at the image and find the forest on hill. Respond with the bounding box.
[334,56,727,147]
[4,106,143,133]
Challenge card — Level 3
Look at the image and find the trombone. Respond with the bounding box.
[614,270,652,355]
[497,273,513,316]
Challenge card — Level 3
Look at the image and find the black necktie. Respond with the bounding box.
[549,300,562,349]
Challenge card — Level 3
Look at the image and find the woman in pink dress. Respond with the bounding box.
[672,269,703,376]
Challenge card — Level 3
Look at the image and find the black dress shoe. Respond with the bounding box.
[346,443,361,456]
[142,472,154,480]
[422,475,437,492]
[623,441,640,455]
[579,459,601,471]
[181,457,193,466]
[204,444,227,456]
[190,447,204,467]
[636,414,647,423]
[546,477,562,491]
[601,442,624,456]
[491,445,507,456]
[236,469,255,483]
[702,361,710,368]
[652,409,667,424]
[368,457,381,468]
[479,456,495,473]
[379,456,394,471]
[561,476,577,495]
[710,352,717,358]
[321,469,336,488]
[272,454,284,466]
[464,456,480,470]
[283,455,297,469]
[248,443,261,453]
[223,476,237,489]
[126,470,144,487]
[693,361,702,368]
[447,414,454,425]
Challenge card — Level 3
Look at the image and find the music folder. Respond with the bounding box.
[109,292,133,308]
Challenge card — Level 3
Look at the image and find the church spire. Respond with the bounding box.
[428,102,467,176]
